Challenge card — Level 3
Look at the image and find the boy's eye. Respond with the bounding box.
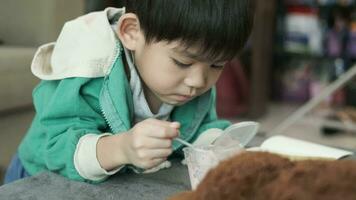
[211,64,225,69]
[172,58,192,68]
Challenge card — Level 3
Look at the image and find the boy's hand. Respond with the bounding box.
[123,119,180,169]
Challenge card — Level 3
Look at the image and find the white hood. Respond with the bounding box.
[31,7,125,80]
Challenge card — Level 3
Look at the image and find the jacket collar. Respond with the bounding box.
[31,7,125,80]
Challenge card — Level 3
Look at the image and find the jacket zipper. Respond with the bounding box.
[100,42,122,133]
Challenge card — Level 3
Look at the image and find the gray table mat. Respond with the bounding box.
[0,160,190,200]
[1,134,355,200]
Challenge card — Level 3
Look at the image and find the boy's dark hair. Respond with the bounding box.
[124,0,254,62]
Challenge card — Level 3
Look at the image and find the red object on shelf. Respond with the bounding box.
[216,59,249,118]
[287,6,318,15]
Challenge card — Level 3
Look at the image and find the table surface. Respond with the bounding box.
[0,159,190,200]
[1,134,355,200]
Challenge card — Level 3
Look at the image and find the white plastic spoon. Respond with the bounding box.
[175,137,195,148]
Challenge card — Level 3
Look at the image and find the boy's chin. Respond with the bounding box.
[162,99,189,106]
[164,101,186,106]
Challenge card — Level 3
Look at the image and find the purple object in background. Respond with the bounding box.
[347,30,356,58]
[282,76,311,102]
[326,30,343,57]
[281,61,312,102]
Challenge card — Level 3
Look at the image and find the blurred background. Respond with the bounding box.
[0,0,355,184]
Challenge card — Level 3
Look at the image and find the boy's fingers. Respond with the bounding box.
[144,138,172,148]
[147,118,180,129]
[146,124,179,139]
[149,149,173,159]
[148,158,167,168]
[169,122,181,129]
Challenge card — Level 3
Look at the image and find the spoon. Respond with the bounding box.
[175,137,195,148]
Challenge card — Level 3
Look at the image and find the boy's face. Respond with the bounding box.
[133,40,226,106]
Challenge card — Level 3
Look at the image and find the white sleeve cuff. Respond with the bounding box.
[74,133,124,181]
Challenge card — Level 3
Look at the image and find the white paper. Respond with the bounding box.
[258,135,353,159]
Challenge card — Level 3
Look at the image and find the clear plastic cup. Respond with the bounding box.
[183,144,243,190]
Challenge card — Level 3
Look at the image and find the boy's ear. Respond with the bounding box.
[116,13,143,50]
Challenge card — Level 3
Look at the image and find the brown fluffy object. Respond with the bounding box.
[260,160,356,200]
[170,152,356,200]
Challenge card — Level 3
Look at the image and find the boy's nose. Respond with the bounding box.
[184,66,207,89]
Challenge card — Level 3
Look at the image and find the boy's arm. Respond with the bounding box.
[33,78,178,182]
[31,78,112,182]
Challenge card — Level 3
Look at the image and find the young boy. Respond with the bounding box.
[4,0,254,183]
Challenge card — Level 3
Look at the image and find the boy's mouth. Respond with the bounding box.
[173,94,194,102]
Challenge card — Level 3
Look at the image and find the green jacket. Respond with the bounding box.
[18,44,230,182]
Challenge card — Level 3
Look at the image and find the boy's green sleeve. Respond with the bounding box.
[22,77,108,182]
